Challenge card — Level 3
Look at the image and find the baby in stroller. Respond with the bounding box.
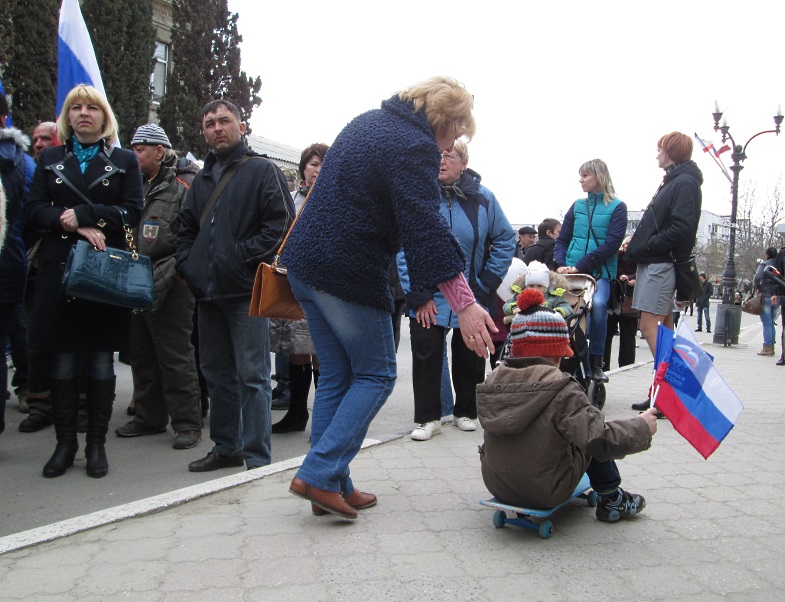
[502,261,574,320]
[500,262,606,409]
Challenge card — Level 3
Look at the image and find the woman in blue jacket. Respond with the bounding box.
[398,139,515,441]
[554,159,627,383]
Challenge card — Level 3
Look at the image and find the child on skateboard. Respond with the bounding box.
[477,288,659,522]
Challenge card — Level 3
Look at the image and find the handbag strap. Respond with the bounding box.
[273,187,313,267]
[199,155,251,226]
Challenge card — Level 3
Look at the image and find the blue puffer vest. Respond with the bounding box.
[565,193,621,279]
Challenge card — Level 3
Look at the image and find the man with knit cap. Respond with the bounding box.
[114,124,203,450]
[477,288,658,522]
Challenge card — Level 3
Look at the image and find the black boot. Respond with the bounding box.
[590,355,609,384]
[43,380,80,478]
[85,377,115,478]
[272,363,311,434]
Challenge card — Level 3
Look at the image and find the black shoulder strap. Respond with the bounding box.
[199,155,251,226]
[47,155,94,206]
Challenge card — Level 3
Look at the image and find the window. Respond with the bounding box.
[151,42,169,104]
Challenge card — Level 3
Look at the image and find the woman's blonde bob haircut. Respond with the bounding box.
[579,159,617,206]
[57,84,119,146]
[398,76,476,142]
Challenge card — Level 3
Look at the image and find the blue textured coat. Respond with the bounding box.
[0,127,34,305]
[282,96,465,313]
[397,168,515,328]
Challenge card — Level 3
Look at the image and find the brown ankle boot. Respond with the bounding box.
[758,345,775,356]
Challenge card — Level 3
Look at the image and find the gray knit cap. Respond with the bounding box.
[130,124,171,148]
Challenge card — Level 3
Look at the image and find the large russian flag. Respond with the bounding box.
[56,0,106,114]
[652,321,743,459]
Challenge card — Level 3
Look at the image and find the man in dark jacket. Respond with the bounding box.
[772,239,785,365]
[115,125,203,450]
[523,218,560,270]
[177,100,294,472]
[694,273,713,333]
[1,93,35,435]
[515,225,536,261]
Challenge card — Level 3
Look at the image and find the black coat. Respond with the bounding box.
[177,143,294,301]
[25,139,143,352]
[522,236,557,271]
[625,160,703,264]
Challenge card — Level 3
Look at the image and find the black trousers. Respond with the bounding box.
[409,319,485,423]
[603,313,638,370]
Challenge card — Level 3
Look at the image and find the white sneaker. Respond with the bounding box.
[454,417,476,432]
[411,420,442,441]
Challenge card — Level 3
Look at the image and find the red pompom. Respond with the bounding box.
[517,288,545,312]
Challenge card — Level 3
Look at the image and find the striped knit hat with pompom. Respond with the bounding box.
[510,288,574,358]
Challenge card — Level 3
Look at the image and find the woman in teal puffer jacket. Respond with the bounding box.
[554,159,628,384]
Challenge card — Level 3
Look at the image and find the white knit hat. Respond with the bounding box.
[526,260,550,288]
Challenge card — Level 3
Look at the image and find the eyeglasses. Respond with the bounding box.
[441,152,460,161]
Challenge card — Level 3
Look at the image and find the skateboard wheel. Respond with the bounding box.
[492,510,506,528]
[538,520,553,539]
[587,492,598,507]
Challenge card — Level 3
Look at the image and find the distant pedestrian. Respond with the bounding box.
[695,272,713,333]
[756,247,778,357]
[522,218,560,270]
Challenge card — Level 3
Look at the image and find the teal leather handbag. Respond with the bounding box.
[61,208,154,310]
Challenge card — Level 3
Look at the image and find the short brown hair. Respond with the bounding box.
[538,218,560,238]
[658,132,693,163]
[298,142,330,180]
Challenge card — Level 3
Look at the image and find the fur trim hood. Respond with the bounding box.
[0,127,31,152]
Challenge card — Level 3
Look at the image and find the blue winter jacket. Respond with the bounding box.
[397,168,515,328]
[0,127,34,305]
[554,193,627,280]
[282,95,465,313]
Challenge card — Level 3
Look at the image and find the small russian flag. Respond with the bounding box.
[652,322,743,459]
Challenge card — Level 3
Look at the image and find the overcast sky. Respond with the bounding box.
[228,0,785,225]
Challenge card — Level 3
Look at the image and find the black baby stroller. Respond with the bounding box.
[498,274,606,409]
[558,274,606,410]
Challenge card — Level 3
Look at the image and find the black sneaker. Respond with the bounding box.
[596,489,646,522]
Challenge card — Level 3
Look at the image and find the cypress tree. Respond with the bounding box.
[1,0,59,132]
[158,0,261,157]
[83,0,156,145]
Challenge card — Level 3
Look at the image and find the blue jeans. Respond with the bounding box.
[589,278,610,357]
[586,458,621,495]
[198,298,271,467]
[440,340,454,418]
[760,295,775,346]
[289,273,397,494]
[697,303,711,331]
[51,351,114,380]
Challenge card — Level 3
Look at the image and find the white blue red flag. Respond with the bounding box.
[57,0,106,114]
[652,322,743,459]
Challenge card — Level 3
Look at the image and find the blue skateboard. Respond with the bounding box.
[480,474,597,539]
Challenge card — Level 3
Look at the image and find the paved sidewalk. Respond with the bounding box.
[1,328,784,600]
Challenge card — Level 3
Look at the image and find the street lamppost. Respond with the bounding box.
[710,103,783,345]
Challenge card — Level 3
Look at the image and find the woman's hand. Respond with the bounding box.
[557,266,578,275]
[619,274,629,282]
[457,302,497,358]
[77,226,107,251]
[60,208,79,232]
[415,300,438,328]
